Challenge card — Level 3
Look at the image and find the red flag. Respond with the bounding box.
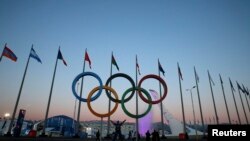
[0,44,17,62]
[84,50,91,69]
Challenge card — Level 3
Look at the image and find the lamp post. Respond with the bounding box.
[186,86,197,138]
[4,113,10,119]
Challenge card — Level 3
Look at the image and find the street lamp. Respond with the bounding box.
[4,113,10,119]
[186,86,197,137]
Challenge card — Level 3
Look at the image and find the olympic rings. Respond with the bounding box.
[121,87,152,119]
[105,73,135,103]
[87,86,119,118]
[72,72,103,102]
[72,71,168,119]
[138,74,168,104]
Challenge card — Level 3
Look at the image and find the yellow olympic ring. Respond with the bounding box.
[87,86,119,118]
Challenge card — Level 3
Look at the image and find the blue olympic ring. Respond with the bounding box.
[72,72,103,102]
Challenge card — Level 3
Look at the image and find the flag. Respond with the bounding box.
[57,49,67,66]
[241,84,247,94]
[208,70,215,86]
[136,55,141,75]
[236,81,243,92]
[84,50,91,69]
[30,46,42,63]
[177,63,183,80]
[112,53,119,71]
[246,87,249,95]
[158,59,165,76]
[194,67,199,83]
[219,74,223,84]
[229,78,235,92]
[0,44,17,62]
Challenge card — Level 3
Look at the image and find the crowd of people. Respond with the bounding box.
[95,120,162,141]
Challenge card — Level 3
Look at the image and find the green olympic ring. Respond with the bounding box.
[121,87,152,119]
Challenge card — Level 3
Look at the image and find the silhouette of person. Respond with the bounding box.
[111,120,126,141]
[96,130,100,141]
[152,130,160,141]
[145,130,151,141]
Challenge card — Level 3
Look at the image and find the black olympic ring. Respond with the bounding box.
[105,73,135,103]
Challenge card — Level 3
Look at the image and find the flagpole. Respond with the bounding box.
[237,82,248,124]
[207,70,219,124]
[41,47,60,136]
[73,82,79,135]
[219,74,231,124]
[0,43,6,62]
[107,52,113,138]
[158,59,165,138]
[6,46,32,136]
[75,49,87,137]
[194,67,205,137]
[177,63,186,136]
[229,78,241,124]
[244,92,250,113]
[242,85,250,113]
[135,55,139,141]
[186,87,197,139]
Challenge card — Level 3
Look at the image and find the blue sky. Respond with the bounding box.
[0,0,250,124]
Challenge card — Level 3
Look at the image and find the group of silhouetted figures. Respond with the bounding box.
[95,120,161,141]
[145,130,160,141]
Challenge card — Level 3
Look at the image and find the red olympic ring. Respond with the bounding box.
[138,74,168,104]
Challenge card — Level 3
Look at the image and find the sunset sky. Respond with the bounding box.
[0,0,250,124]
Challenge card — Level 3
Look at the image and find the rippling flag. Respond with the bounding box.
[112,53,119,71]
[236,81,243,92]
[178,63,183,80]
[208,71,215,86]
[194,67,199,83]
[57,49,67,66]
[30,46,42,63]
[229,78,235,92]
[136,55,141,75]
[84,50,91,69]
[0,44,17,62]
[158,59,165,76]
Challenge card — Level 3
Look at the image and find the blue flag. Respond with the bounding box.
[30,47,42,63]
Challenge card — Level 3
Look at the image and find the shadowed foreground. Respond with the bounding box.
[0,137,207,141]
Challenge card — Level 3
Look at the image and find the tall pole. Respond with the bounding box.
[237,83,248,124]
[242,85,250,113]
[187,86,197,138]
[41,48,60,136]
[107,52,113,137]
[229,78,241,124]
[6,46,32,136]
[219,74,231,124]
[73,82,79,135]
[194,67,205,136]
[158,62,164,137]
[208,70,219,124]
[75,49,87,137]
[177,63,186,135]
[135,55,139,141]
[244,93,250,113]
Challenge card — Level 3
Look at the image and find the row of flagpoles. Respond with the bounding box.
[1,43,249,138]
